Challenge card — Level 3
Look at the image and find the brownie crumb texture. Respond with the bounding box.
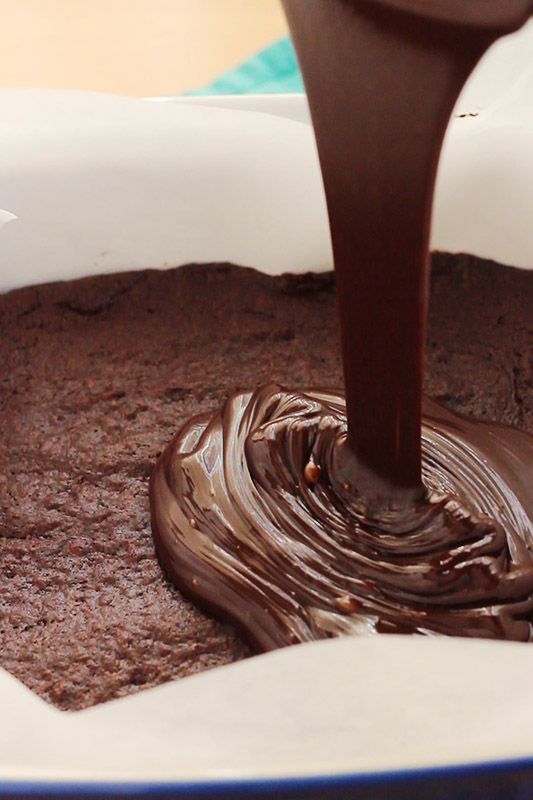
[0,256,532,709]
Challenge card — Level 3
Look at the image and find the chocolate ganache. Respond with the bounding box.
[150,0,533,645]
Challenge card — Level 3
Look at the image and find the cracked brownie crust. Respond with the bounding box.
[0,255,532,709]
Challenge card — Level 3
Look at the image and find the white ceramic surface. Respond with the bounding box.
[1,17,533,791]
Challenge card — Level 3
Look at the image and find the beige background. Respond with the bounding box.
[0,0,289,97]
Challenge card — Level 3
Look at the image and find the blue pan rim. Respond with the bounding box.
[1,754,533,796]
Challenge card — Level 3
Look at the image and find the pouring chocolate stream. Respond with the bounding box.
[150,0,533,646]
[284,0,532,500]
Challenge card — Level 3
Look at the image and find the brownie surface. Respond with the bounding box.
[0,254,532,710]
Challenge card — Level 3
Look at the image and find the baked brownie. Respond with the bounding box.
[0,254,531,710]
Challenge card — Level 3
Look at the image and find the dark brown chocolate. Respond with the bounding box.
[151,0,533,650]
[151,383,533,646]
[283,0,530,494]
[148,256,533,650]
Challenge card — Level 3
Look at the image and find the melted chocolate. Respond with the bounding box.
[282,0,531,495]
[150,0,533,647]
[151,386,533,646]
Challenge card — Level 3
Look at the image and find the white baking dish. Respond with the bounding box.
[1,20,533,800]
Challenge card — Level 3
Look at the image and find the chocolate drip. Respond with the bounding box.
[151,0,533,648]
[282,0,521,495]
[151,386,533,647]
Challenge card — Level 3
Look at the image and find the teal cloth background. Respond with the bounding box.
[186,37,304,95]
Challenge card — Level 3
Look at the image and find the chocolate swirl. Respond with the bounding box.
[150,386,533,649]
